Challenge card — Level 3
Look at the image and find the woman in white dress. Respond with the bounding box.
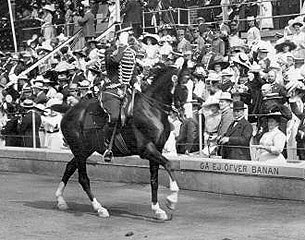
[141,34,160,68]
[259,0,274,30]
[40,5,55,42]
[252,112,286,163]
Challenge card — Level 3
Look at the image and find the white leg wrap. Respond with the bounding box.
[55,182,65,198]
[55,182,68,210]
[151,202,168,220]
[92,198,109,218]
[169,180,179,192]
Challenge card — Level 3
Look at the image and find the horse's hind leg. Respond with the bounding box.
[78,160,109,218]
[55,157,78,210]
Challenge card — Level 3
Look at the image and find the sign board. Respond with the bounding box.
[180,159,305,179]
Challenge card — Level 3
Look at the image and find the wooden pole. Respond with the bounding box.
[7,0,17,53]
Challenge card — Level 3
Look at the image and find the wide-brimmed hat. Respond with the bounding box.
[259,111,283,122]
[232,101,246,111]
[35,103,46,112]
[274,40,297,53]
[69,83,78,91]
[36,43,53,53]
[292,21,304,28]
[219,92,233,101]
[221,69,234,76]
[197,17,205,23]
[73,49,86,57]
[202,99,220,108]
[208,55,230,70]
[263,93,283,101]
[54,61,71,73]
[42,4,55,12]
[257,47,269,53]
[21,99,35,108]
[248,63,262,72]
[33,81,44,89]
[78,80,91,89]
[142,33,160,45]
[158,24,173,33]
[231,53,251,69]
[206,72,222,82]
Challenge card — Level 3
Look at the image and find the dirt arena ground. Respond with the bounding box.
[1,171,305,240]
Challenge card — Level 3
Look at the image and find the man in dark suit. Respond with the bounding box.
[19,99,42,148]
[78,2,96,41]
[219,101,253,160]
[121,0,143,37]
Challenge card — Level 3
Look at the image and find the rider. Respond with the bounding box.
[102,27,137,126]
[101,27,137,162]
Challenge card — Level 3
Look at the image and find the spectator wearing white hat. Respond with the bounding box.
[40,5,56,42]
[217,92,234,138]
[291,20,305,59]
[32,77,47,104]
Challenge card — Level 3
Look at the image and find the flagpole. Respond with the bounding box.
[7,0,18,53]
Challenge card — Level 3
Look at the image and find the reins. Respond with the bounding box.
[137,90,178,114]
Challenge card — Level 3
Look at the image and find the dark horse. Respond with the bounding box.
[55,64,188,220]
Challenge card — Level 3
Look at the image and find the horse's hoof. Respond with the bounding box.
[166,197,176,210]
[97,207,110,218]
[153,210,168,221]
[57,201,69,210]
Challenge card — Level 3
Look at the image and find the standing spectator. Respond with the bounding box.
[40,5,56,43]
[176,29,192,54]
[258,0,274,30]
[78,1,96,41]
[246,16,261,48]
[291,20,305,59]
[19,99,42,148]
[121,0,143,38]
[217,92,234,138]
[219,100,253,160]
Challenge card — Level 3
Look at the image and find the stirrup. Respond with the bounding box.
[102,149,113,162]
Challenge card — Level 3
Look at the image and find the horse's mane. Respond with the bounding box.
[143,64,176,95]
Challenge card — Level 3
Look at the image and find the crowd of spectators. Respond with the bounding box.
[0,0,305,164]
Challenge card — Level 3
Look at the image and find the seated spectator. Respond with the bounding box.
[252,112,286,163]
[219,101,253,160]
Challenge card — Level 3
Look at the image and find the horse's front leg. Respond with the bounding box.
[55,157,78,210]
[150,162,168,220]
[144,142,180,220]
[78,161,110,218]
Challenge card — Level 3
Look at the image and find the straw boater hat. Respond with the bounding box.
[21,99,35,108]
[292,20,304,28]
[78,80,91,89]
[221,69,234,77]
[206,72,222,82]
[42,4,55,12]
[275,40,297,53]
[142,33,160,45]
[219,92,233,102]
[263,93,283,101]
